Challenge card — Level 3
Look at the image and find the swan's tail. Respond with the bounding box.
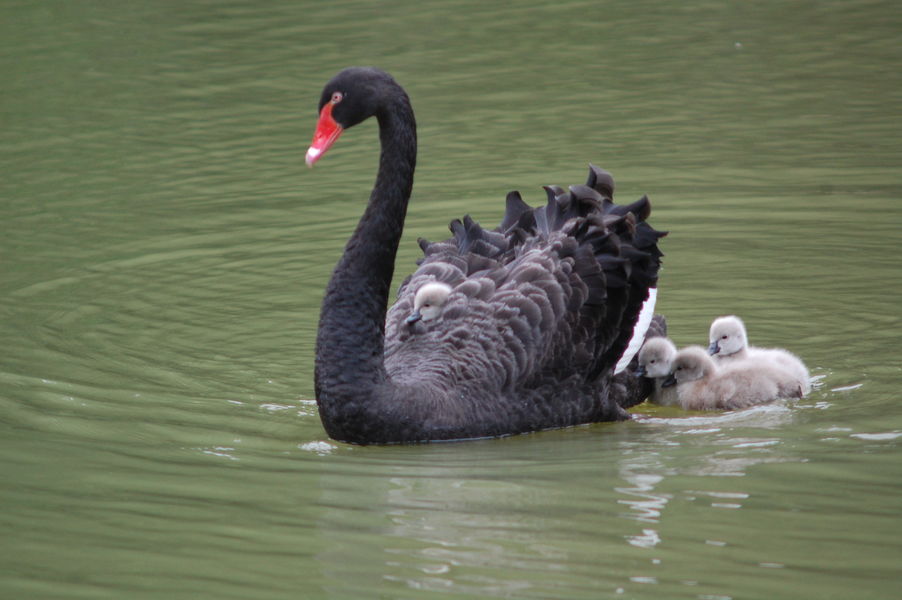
[590,166,665,377]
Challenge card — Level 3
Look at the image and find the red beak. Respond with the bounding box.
[305,102,343,167]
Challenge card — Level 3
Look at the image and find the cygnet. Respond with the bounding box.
[635,337,680,406]
[663,346,792,410]
[708,315,810,396]
[406,282,452,325]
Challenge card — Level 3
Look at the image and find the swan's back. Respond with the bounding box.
[383,166,665,414]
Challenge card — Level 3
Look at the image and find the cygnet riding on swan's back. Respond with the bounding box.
[307,67,666,444]
[635,337,679,406]
[708,315,810,396]
[405,282,451,325]
[663,346,793,410]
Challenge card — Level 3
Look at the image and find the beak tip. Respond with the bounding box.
[305,147,321,167]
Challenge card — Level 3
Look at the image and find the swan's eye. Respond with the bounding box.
[721,335,728,340]
[331,91,343,104]
[649,359,656,364]
[422,303,431,308]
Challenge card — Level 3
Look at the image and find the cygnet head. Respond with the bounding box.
[663,346,716,387]
[636,337,677,378]
[406,282,452,325]
[708,315,748,356]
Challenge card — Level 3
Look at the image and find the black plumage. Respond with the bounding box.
[311,67,665,444]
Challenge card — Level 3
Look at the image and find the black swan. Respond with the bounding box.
[307,67,666,444]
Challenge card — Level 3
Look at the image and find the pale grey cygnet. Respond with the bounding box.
[664,346,785,410]
[406,282,452,324]
[636,337,679,406]
[708,315,810,396]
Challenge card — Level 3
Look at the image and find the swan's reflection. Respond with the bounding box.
[313,404,804,596]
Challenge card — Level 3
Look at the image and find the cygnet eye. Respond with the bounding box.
[721,335,728,340]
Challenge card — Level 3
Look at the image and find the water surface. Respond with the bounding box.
[1,1,900,598]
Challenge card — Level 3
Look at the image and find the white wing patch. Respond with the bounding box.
[614,287,657,375]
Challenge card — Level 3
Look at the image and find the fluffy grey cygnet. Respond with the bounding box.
[663,346,796,410]
[708,315,810,396]
[636,337,679,406]
[405,282,452,324]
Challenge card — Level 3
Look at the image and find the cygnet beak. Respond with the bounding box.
[707,342,720,355]
[633,365,647,377]
[405,310,422,325]
[661,374,677,388]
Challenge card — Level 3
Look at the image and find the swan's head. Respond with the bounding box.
[662,346,716,387]
[708,315,748,356]
[406,282,452,325]
[306,67,405,167]
[636,337,677,378]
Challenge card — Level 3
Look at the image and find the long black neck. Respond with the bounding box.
[314,91,417,439]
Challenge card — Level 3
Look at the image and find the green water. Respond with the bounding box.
[1,1,900,598]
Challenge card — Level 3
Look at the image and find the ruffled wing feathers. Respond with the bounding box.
[384,165,666,397]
